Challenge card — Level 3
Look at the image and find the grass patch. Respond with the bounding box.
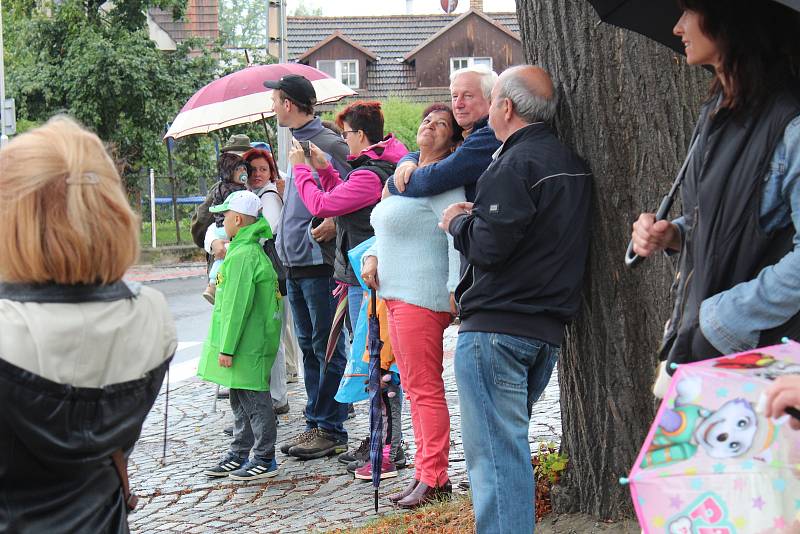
[327,495,476,534]
[140,219,193,247]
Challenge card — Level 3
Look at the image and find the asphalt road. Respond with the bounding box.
[145,276,212,383]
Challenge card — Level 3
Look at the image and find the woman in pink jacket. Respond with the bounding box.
[289,100,408,476]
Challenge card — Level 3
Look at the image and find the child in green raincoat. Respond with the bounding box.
[198,190,283,481]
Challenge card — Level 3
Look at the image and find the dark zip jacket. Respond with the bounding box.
[450,122,592,346]
[662,88,800,370]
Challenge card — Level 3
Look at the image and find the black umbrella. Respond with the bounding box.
[588,0,800,56]
[585,0,800,267]
[366,289,385,513]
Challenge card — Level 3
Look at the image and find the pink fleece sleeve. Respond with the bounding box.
[293,163,382,218]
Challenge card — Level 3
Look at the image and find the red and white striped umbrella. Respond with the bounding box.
[164,63,357,139]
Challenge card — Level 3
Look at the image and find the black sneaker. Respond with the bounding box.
[289,430,348,460]
[393,446,407,469]
[346,458,366,474]
[204,454,245,477]
[338,437,370,465]
[279,428,319,455]
[229,458,279,481]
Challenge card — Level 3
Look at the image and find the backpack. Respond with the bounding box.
[257,188,288,296]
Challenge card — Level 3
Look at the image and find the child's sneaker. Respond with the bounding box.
[202,283,216,305]
[353,458,398,480]
[229,458,279,481]
[203,454,245,477]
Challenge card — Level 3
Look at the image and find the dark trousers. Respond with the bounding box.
[286,275,348,440]
[229,388,277,462]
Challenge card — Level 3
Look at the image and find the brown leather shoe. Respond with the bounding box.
[396,480,452,509]
[388,478,419,503]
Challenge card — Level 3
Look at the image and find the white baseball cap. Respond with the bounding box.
[209,190,262,217]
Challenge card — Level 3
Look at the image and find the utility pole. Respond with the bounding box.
[276,0,291,174]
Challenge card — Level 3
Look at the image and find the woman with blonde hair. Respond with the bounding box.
[0,116,177,533]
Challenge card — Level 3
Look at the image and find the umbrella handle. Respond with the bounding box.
[625,193,675,269]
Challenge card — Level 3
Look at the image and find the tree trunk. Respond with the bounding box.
[515,0,710,519]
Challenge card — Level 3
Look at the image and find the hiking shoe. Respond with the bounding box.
[280,428,319,455]
[229,458,279,481]
[338,437,370,465]
[204,454,245,477]
[202,284,216,305]
[273,400,290,415]
[353,459,398,480]
[289,430,348,460]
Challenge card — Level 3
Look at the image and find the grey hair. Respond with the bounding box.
[497,74,558,123]
[449,65,498,100]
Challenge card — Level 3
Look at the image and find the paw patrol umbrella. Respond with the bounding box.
[624,340,800,533]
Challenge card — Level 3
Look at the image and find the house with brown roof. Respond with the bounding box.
[288,0,521,101]
[147,0,220,51]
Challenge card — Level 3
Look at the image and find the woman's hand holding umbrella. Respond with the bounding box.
[631,212,682,257]
[363,255,379,290]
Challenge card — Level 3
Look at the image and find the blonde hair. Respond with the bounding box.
[0,116,139,284]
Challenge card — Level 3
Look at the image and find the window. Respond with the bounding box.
[450,57,493,74]
[316,59,359,89]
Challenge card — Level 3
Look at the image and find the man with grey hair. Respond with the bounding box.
[440,65,592,534]
[385,65,501,202]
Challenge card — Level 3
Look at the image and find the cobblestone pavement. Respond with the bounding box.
[129,328,562,533]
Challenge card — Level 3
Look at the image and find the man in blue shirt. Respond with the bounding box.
[385,66,500,202]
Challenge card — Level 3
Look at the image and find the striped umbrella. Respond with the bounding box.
[164,63,357,139]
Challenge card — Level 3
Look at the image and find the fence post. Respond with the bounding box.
[149,168,157,248]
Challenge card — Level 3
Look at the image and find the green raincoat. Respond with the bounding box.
[197,217,281,391]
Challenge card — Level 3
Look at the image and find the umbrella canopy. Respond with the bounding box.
[367,290,385,513]
[626,340,800,533]
[164,63,357,139]
[587,0,800,55]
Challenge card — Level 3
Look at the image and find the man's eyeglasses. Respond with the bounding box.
[341,130,359,139]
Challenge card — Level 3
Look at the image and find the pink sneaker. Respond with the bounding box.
[354,458,398,480]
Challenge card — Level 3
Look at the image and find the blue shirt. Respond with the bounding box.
[682,114,800,353]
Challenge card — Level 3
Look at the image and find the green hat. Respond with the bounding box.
[221,134,252,154]
[209,190,261,217]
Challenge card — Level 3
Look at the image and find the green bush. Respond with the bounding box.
[323,98,430,152]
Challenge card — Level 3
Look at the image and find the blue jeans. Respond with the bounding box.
[347,284,364,334]
[286,276,348,440]
[454,332,559,534]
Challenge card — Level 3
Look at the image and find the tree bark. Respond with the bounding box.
[515,0,710,519]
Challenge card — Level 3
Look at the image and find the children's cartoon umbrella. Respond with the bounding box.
[623,340,800,533]
[367,289,385,513]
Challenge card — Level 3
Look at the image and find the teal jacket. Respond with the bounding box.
[197,217,281,391]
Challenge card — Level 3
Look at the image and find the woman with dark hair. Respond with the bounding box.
[286,100,409,466]
[361,104,464,508]
[632,0,800,390]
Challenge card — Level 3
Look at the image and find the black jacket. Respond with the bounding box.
[450,122,592,346]
[662,88,800,369]
[0,282,169,534]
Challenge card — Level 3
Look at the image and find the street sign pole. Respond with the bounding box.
[0,5,8,148]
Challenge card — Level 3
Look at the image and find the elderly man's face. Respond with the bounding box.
[450,72,490,132]
[488,81,508,141]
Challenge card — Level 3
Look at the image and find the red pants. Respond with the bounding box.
[386,300,452,487]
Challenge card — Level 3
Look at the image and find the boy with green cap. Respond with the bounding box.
[198,190,283,480]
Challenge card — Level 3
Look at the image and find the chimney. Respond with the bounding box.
[469,0,483,11]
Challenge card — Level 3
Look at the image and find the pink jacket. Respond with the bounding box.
[293,134,408,218]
